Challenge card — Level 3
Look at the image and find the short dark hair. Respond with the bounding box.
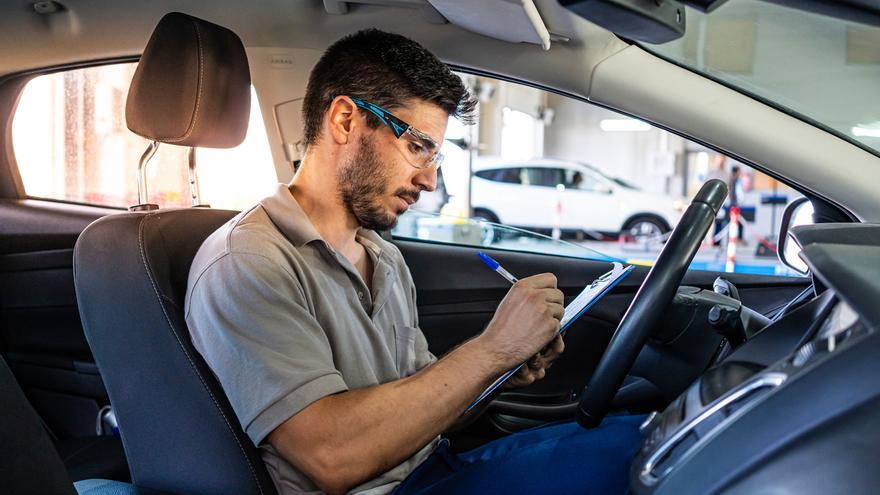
[301,29,477,147]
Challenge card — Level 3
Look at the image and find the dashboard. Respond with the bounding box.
[628,227,880,494]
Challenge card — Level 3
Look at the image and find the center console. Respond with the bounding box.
[630,296,873,494]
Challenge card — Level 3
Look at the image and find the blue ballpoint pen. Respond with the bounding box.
[477,252,518,284]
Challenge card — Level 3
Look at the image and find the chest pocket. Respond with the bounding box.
[393,323,420,378]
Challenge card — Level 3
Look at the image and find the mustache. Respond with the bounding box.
[393,188,420,204]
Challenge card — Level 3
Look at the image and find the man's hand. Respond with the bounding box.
[477,273,564,370]
[505,334,565,389]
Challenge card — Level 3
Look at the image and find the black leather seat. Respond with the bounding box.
[73,13,277,495]
[56,435,128,483]
[1,355,167,495]
[1,355,77,495]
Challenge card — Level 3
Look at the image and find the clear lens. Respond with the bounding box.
[400,128,443,169]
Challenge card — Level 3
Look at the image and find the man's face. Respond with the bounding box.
[337,100,448,231]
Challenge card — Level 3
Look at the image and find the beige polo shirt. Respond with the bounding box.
[185,184,438,494]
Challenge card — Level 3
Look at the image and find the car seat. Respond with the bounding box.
[73,12,277,495]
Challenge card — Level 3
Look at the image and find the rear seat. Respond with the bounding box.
[1,355,167,494]
[56,435,128,483]
[0,355,75,494]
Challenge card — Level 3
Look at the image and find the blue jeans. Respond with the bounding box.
[394,415,645,495]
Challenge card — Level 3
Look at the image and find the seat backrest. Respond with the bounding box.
[75,209,278,495]
[0,356,75,495]
[73,12,277,495]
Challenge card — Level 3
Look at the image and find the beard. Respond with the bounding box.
[337,136,420,231]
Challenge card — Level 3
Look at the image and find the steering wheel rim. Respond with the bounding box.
[577,179,728,428]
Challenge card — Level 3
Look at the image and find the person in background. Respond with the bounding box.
[729,165,746,243]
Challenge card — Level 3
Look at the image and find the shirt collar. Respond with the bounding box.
[260,184,323,247]
[356,230,386,259]
[260,184,388,261]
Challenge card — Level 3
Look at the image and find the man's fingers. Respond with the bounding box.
[527,354,542,370]
[547,302,564,322]
[537,287,564,305]
[522,273,557,289]
[550,335,565,355]
[515,367,536,385]
[532,336,565,369]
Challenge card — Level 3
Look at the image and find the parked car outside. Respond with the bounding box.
[471,158,684,240]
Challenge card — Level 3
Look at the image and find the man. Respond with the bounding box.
[185,29,642,495]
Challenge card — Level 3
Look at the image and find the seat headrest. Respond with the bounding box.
[126,12,250,148]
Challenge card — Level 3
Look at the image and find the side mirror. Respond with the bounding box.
[777,197,815,275]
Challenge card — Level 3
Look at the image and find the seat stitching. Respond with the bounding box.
[160,18,204,143]
[137,214,265,494]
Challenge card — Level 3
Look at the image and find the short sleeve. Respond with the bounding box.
[185,252,348,445]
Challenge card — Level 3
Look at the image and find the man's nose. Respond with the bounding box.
[413,166,437,192]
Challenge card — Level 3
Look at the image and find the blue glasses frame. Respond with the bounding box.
[348,96,444,169]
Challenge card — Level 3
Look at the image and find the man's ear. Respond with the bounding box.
[326,96,357,145]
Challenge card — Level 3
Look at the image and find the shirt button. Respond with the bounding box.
[357,290,364,299]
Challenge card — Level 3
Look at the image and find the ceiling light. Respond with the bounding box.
[600,118,651,132]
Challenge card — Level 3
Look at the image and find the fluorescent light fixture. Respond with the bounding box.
[600,118,651,132]
[852,126,880,138]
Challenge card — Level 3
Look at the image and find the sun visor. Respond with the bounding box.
[427,0,552,50]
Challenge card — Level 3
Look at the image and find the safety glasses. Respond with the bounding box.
[349,96,445,170]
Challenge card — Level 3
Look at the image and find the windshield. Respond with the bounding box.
[642,0,880,156]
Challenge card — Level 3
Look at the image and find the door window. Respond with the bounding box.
[519,168,545,187]
[545,168,602,190]
[11,62,277,210]
[475,168,521,184]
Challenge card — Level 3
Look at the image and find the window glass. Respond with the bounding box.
[643,0,880,157]
[393,73,805,276]
[520,168,544,187]
[571,170,602,192]
[547,168,600,189]
[12,63,277,210]
[475,168,520,184]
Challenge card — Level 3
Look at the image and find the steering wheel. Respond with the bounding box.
[577,179,728,428]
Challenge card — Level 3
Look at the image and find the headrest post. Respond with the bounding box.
[130,141,160,212]
[187,147,209,208]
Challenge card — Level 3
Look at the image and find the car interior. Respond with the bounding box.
[1,1,879,494]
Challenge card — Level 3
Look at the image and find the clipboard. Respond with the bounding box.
[465,262,635,413]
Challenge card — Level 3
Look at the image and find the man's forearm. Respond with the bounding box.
[269,335,506,494]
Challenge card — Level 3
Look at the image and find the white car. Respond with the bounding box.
[471,158,684,240]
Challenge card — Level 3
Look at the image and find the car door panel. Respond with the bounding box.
[0,199,113,438]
